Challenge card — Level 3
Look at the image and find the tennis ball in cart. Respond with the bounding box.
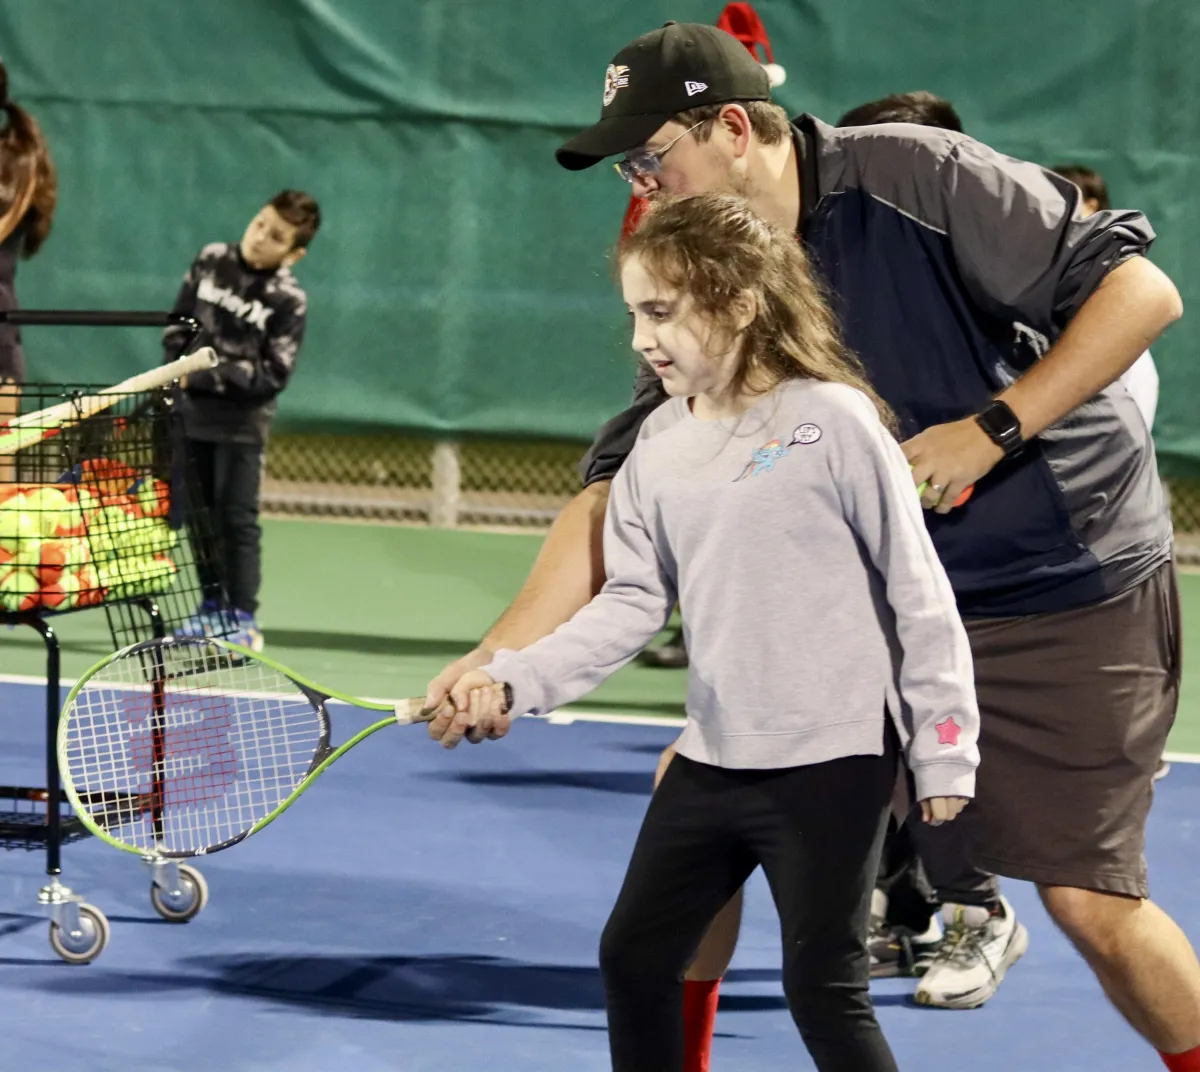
[21,485,71,537]
[0,566,41,612]
[37,537,90,586]
[0,494,41,553]
[72,564,103,606]
[39,570,81,612]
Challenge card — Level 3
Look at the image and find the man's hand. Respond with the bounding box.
[426,669,513,749]
[903,418,1004,514]
[920,796,969,825]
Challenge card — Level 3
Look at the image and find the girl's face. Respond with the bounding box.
[620,253,739,402]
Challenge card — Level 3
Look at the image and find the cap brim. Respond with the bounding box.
[555,112,674,171]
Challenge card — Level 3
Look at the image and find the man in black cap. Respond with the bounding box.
[427,21,1200,1071]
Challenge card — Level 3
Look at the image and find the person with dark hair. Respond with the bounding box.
[1051,163,1110,213]
[165,190,321,651]
[837,90,964,132]
[0,55,58,478]
[428,22,1199,1072]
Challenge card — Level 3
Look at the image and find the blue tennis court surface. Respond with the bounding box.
[0,678,1196,1071]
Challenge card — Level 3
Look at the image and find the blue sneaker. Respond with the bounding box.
[173,599,223,639]
[226,609,264,653]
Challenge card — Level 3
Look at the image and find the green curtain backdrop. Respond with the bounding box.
[1,1,1197,470]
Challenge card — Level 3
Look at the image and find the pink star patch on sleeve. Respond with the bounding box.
[935,716,962,747]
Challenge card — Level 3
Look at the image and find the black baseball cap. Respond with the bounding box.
[556,21,772,171]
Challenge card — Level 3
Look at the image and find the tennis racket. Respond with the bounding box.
[0,349,218,456]
[58,636,506,859]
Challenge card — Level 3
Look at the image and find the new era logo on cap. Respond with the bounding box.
[685,80,708,96]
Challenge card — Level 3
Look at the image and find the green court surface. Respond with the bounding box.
[2,517,1199,753]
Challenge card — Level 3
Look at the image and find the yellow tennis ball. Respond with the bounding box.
[0,496,39,550]
[72,565,103,606]
[21,486,71,538]
[0,566,41,613]
[75,486,100,519]
[53,492,87,538]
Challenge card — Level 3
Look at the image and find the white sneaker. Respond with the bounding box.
[914,896,1028,1009]
[868,888,944,978]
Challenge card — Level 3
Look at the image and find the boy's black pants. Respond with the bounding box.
[189,438,264,615]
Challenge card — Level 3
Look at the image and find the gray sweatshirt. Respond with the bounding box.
[486,379,980,802]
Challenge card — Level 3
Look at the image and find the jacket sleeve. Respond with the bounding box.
[486,439,676,715]
[830,392,980,802]
[937,137,1155,358]
[161,255,202,364]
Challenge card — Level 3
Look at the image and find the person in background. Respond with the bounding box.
[0,55,58,482]
[165,190,320,652]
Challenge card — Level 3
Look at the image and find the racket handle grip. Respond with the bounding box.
[394,682,513,725]
[395,699,442,725]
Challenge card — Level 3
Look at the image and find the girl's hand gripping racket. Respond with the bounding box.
[58,637,508,859]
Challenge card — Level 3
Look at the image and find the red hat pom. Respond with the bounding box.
[716,2,787,87]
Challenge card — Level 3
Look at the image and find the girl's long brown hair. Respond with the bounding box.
[0,59,57,256]
[617,193,897,434]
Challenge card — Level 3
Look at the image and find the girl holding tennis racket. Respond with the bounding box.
[439,193,979,1072]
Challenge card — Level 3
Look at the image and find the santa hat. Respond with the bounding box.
[716,2,787,87]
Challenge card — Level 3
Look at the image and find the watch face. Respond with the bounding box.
[982,403,1017,438]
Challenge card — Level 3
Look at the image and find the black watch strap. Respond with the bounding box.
[976,400,1024,457]
[501,682,514,715]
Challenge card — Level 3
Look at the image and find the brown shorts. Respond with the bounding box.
[961,560,1181,899]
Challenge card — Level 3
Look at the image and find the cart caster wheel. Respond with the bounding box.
[49,903,110,964]
[150,863,208,922]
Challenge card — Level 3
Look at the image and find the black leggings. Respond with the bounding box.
[600,741,899,1072]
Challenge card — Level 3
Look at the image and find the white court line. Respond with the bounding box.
[0,672,65,687]
[3,671,1198,756]
[547,709,684,728]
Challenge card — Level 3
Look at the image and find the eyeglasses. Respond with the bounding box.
[613,121,706,184]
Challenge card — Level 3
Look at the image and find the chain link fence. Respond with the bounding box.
[262,433,586,529]
[1167,479,1200,564]
[262,431,1200,558]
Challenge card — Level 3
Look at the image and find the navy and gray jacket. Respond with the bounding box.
[581,115,1172,619]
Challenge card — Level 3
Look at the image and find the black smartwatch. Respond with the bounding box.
[976,400,1024,457]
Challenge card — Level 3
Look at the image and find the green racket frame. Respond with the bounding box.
[57,637,438,859]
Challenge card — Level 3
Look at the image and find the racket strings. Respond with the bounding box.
[62,641,325,854]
